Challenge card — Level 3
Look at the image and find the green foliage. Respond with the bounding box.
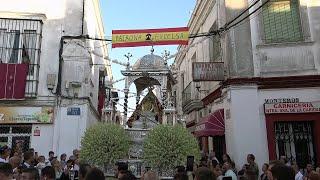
[143,125,200,169]
[80,123,130,166]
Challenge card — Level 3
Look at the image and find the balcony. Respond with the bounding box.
[182,82,203,114]
[0,18,42,98]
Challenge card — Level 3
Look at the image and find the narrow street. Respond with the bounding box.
[0,0,320,179]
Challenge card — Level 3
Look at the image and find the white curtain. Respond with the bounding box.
[0,29,8,63]
[22,30,37,64]
[8,30,20,63]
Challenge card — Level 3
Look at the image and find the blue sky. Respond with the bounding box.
[100,0,196,116]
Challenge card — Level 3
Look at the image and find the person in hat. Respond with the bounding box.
[0,145,11,163]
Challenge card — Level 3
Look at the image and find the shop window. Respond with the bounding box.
[275,121,315,168]
[12,136,30,153]
[0,137,8,146]
[262,0,303,43]
[0,127,10,134]
[0,125,32,152]
[12,126,32,134]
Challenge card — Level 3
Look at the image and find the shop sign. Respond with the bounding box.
[112,27,189,48]
[192,62,224,81]
[0,107,54,124]
[265,102,320,114]
[67,107,81,116]
[265,98,299,104]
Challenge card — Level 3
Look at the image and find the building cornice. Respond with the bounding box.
[0,11,47,21]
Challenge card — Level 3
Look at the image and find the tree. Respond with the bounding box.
[80,123,130,166]
[143,125,200,170]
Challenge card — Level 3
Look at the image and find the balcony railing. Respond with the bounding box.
[182,82,192,107]
[0,18,42,98]
[182,82,203,114]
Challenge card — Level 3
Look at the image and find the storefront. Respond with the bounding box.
[0,106,54,153]
[264,101,320,168]
[196,79,320,169]
[194,109,226,161]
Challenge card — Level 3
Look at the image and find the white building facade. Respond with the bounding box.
[0,0,114,157]
[174,0,320,170]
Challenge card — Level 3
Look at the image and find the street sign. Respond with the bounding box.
[67,107,81,116]
[192,62,224,81]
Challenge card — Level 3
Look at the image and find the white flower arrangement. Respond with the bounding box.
[80,123,131,166]
[143,125,200,170]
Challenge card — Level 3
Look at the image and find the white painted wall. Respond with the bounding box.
[227,86,269,170]
[31,124,54,158]
[55,104,87,157]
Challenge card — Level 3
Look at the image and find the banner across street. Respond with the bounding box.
[112,27,189,48]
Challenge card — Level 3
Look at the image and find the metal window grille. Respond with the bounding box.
[0,18,43,97]
[275,121,316,168]
[182,82,192,107]
[0,124,32,152]
[262,0,303,43]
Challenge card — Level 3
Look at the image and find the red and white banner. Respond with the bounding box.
[265,102,320,114]
[112,27,189,48]
[0,63,29,99]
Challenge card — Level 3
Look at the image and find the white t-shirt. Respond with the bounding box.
[24,162,32,168]
[0,157,8,163]
[225,169,237,180]
[74,164,79,171]
[295,171,304,180]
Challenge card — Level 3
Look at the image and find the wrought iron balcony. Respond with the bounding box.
[182,82,203,114]
[0,18,42,98]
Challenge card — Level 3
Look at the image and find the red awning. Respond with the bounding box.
[194,109,225,137]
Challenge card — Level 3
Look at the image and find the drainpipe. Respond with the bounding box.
[81,0,85,36]
[57,37,64,96]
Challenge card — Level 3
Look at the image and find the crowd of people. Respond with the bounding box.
[108,152,320,180]
[0,145,105,180]
[1,143,320,180]
[178,151,320,180]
